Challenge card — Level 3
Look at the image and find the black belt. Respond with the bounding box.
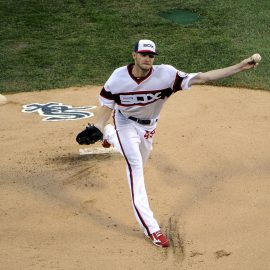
[128,116,157,125]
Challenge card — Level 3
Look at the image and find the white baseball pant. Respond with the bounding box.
[105,111,160,236]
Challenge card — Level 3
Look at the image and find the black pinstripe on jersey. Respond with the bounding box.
[100,87,177,107]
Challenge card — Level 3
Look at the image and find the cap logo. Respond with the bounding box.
[143,44,154,48]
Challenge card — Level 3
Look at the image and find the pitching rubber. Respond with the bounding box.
[79,147,119,155]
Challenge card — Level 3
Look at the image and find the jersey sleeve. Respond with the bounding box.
[169,66,200,91]
[99,87,115,109]
[180,72,200,90]
[99,75,116,109]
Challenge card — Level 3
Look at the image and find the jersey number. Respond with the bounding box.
[144,129,155,139]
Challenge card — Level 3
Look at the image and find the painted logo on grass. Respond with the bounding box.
[22,102,96,121]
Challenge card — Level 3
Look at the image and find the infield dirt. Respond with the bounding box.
[0,85,269,270]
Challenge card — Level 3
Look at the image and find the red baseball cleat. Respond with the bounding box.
[148,230,170,248]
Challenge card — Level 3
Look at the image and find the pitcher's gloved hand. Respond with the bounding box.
[76,124,103,145]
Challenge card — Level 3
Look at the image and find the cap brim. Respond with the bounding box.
[136,50,158,55]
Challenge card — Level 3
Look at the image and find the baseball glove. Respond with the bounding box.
[76,124,103,145]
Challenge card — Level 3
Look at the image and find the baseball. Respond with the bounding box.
[0,94,7,105]
[251,53,262,63]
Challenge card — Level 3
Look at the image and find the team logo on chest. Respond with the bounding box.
[120,91,162,105]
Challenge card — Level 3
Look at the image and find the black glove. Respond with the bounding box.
[76,124,103,145]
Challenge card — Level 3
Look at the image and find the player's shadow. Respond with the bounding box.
[36,153,142,240]
[53,152,117,163]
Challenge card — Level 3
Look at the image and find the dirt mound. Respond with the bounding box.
[0,85,269,270]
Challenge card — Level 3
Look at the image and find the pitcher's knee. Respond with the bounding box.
[126,156,143,168]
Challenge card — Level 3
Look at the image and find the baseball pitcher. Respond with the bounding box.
[76,39,261,248]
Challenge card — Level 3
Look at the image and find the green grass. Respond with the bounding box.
[0,0,269,93]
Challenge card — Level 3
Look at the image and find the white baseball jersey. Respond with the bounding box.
[99,63,199,120]
[99,63,199,237]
